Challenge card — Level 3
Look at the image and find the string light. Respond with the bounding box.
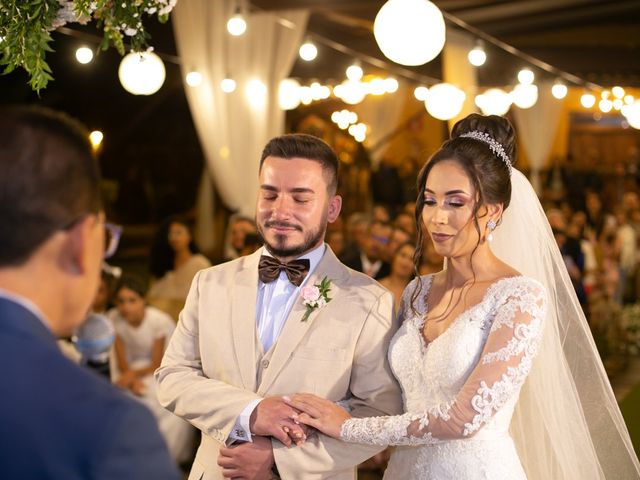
[220,77,237,93]
[75,46,93,64]
[227,6,247,36]
[467,40,486,67]
[299,39,318,61]
[612,86,625,98]
[414,86,429,101]
[551,81,568,99]
[89,130,103,150]
[185,71,202,87]
[580,93,596,109]
[346,62,364,81]
[517,68,534,85]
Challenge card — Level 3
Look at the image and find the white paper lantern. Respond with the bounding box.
[279,78,301,110]
[512,83,538,109]
[118,51,166,95]
[425,83,465,121]
[374,0,445,66]
[475,88,512,116]
[75,47,93,64]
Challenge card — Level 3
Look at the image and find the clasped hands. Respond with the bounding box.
[218,395,352,479]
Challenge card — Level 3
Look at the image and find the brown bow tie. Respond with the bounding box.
[258,255,310,287]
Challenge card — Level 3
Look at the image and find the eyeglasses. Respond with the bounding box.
[61,215,122,259]
[104,222,122,259]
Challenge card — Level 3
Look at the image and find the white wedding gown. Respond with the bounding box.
[341,275,546,479]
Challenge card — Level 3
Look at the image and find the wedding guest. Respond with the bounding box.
[378,243,416,313]
[223,214,258,260]
[110,275,195,465]
[148,216,211,322]
[0,106,178,479]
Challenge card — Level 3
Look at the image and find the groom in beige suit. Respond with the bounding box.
[156,134,402,479]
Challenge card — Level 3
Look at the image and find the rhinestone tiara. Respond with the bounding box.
[459,131,511,171]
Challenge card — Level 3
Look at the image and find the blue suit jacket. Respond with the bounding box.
[0,297,180,480]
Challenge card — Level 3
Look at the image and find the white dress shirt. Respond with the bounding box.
[229,243,326,443]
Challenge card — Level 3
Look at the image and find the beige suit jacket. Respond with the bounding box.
[156,247,402,480]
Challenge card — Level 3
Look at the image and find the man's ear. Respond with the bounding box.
[327,195,342,223]
[61,216,94,275]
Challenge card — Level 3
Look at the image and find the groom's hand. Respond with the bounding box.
[250,396,307,446]
[218,436,275,479]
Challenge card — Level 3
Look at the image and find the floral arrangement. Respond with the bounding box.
[300,276,332,322]
[0,0,177,92]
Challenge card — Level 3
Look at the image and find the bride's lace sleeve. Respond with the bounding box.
[340,281,546,446]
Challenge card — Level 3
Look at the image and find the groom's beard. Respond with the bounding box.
[258,214,327,259]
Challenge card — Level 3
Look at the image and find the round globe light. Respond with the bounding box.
[299,86,313,105]
[299,41,318,61]
[612,86,625,99]
[348,111,358,124]
[227,14,247,36]
[346,63,364,81]
[185,71,203,87]
[467,45,486,67]
[118,51,166,95]
[624,95,635,105]
[613,98,623,110]
[246,79,267,109]
[279,78,301,110]
[374,0,445,66]
[517,68,534,85]
[384,77,399,93]
[221,78,237,93]
[580,93,596,109]
[75,46,93,64]
[512,83,538,109]
[599,98,613,113]
[336,80,367,105]
[368,78,387,96]
[551,82,568,99]
[475,88,512,116]
[414,86,429,101]
[425,83,465,121]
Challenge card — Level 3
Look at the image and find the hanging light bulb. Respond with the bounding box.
[517,68,534,85]
[278,78,301,110]
[89,130,103,150]
[613,98,623,110]
[612,86,625,99]
[599,98,613,113]
[185,71,203,87]
[475,88,512,116]
[512,83,538,109]
[221,77,237,93]
[624,95,635,105]
[227,6,247,36]
[414,85,429,101]
[551,81,568,99]
[245,78,267,109]
[346,62,364,81]
[75,46,93,64]
[580,92,596,109]
[467,40,486,67]
[373,0,445,66]
[299,39,318,61]
[425,83,465,120]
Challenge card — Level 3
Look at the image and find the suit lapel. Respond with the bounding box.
[231,250,261,391]
[258,247,348,393]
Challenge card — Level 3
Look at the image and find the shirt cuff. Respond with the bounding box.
[228,398,262,443]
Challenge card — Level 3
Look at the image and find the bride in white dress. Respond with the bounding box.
[286,114,640,479]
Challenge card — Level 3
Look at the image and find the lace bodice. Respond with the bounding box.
[341,275,546,447]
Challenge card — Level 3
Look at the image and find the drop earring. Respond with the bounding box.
[486,219,497,242]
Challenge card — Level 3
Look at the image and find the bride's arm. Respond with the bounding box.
[289,281,546,446]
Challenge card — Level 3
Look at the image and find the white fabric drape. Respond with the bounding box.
[354,81,409,167]
[513,81,563,193]
[173,1,309,218]
[194,166,215,254]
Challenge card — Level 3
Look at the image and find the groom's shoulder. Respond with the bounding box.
[335,260,389,299]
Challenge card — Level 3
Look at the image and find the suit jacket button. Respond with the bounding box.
[261,359,269,369]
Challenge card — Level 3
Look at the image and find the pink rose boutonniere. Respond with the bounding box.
[300,276,332,322]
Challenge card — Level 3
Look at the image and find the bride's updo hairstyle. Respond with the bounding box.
[412,113,517,282]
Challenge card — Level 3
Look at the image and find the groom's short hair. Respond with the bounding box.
[259,134,339,195]
[0,106,101,267]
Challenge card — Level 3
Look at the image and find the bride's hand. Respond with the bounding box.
[283,394,351,439]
